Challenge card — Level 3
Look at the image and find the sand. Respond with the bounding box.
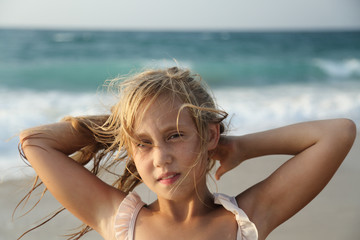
[1,136,359,240]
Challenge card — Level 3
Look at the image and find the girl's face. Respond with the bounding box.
[131,96,209,200]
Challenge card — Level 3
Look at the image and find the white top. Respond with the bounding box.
[213,193,258,240]
[114,191,258,240]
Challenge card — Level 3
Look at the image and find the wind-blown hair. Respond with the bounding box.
[17,67,228,239]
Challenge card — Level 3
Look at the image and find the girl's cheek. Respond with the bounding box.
[133,151,152,170]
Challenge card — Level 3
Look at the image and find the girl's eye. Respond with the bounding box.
[137,141,151,148]
[168,133,183,140]
[137,143,145,148]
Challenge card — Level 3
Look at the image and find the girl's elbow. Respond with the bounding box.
[19,130,32,147]
[19,129,46,149]
[337,118,356,146]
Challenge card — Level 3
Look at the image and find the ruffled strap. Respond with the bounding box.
[214,193,258,240]
[114,192,145,240]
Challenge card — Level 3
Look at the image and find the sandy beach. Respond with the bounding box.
[1,135,359,240]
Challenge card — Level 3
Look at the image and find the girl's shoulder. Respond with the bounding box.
[214,193,258,239]
[114,191,146,240]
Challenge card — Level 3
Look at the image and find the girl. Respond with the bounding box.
[19,67,356,240]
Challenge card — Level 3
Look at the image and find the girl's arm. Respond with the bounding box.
[214,118,356,239]
[19,118,125,236]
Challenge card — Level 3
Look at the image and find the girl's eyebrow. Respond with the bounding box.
[135,124,189,137]
[162,124,188,133]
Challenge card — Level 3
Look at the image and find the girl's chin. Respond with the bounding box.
[152,184,193,200]
[155,185,208,202]
[146,174,208,200]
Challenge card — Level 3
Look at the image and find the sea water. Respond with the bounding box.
[1,29,360,180]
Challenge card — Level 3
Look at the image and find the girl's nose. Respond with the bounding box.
[153,145,172,167]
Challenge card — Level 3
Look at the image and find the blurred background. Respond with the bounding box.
[0,0,359,239]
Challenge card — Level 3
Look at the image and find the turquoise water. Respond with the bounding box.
[1,29,360,179]
[1,30,359,90]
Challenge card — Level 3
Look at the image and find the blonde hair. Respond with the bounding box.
[18,67,227,239]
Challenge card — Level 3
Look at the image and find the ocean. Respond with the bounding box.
[1,29,360,180]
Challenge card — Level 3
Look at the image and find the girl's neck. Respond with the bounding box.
[149,184,216,222]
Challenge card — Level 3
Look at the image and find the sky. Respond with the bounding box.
[0,0,360,31]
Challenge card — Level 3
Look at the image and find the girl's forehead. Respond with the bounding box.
[133,96,192,132]
[137,95,182,117]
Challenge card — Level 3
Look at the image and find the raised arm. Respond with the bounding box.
[19,116,125,237]
[214,119,356,239]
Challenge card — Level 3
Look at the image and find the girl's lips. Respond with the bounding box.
[157,173,181,185]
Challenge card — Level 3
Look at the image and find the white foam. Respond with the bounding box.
[140,59,193,70]
[313,58,360,78]
[214,83,360,134]
[1,83,359,179]
[0,88,114,180]
[0,89,112,138]
[53,33,76,43]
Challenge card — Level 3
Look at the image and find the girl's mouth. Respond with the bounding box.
[157,173,181,185]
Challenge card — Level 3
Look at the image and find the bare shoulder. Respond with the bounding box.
[97,187,127,238]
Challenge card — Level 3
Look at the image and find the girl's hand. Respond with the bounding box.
[212,136,245,180]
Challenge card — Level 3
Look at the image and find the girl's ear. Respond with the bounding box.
[207,123,220,151]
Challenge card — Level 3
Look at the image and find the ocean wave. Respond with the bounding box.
[214,83,360,134]
[313,58,360,78]
[52,32,93,43]
[1,84,360,179]
[0,89,114,180]
[53,33,76,43]
[140,58,193,70]
[2,85,359,139]
[0,89,112,140]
